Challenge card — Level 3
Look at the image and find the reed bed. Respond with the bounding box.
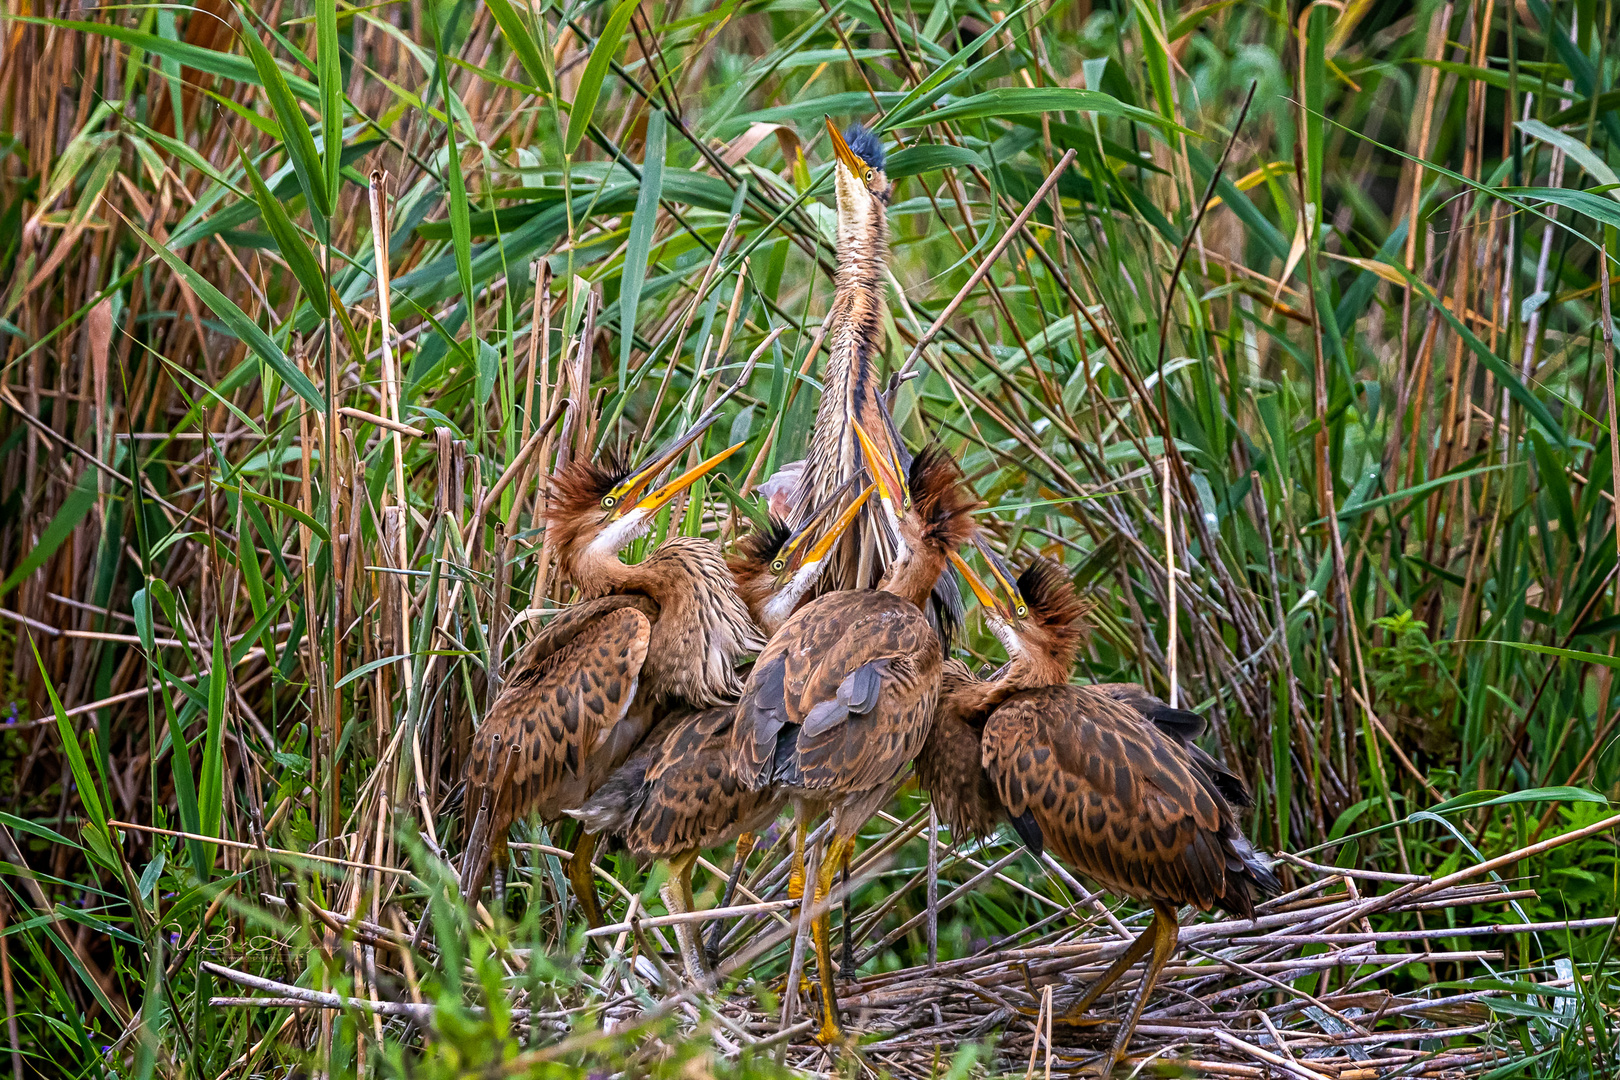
[4,0,1620,1075]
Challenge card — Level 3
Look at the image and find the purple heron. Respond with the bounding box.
[732,432,981,1043]
[569,483,877,986]
[458,414,762,924]
[920,546,1279,1075]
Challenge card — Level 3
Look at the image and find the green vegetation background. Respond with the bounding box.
[1,0,1619,1074]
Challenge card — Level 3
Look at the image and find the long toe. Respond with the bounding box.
[813,1020,853,1050]
[1078,1049,1125,1078]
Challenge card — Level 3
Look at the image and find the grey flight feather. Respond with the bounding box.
[801,658,890,737]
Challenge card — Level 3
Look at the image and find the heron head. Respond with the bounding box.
[825,118,892,214]
[731,476,876,631]
[951,543,1091,670]
[950,537,1029,657]
[549,415,744,560]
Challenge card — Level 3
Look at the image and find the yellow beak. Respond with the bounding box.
[779,475,857,563]
[798,482,876,568]
[604,412,724,517]
[824,116,867,175]
[851,417,909,520]
[630,440,747,518]
[949,548,1001,614]
[973,536,1023,607]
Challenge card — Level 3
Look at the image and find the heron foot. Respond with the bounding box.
[1074,1050,1130,1077]
[1009,995,1106,1026]
[812,1018,853,1050]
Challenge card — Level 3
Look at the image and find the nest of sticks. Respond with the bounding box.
[198,804,1618,1077]
[572,805,1616,1078]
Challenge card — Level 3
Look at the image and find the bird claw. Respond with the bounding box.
[1010,999,1105,1027]
[812,1019,855,1051]
[1075,1051,1129,1077]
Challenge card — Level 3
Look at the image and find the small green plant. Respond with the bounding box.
[1368,611,1457,758]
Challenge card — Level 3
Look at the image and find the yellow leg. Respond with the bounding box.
[490,833,510,913]
[812,837,851,1045]
[1053,915,1159,1024]
[660,850,713,990]
[1090,905,1178,1076]
[787,820,811,1000]
[787,819,807,902]
[705,831,756,965]
[566,830,605,929]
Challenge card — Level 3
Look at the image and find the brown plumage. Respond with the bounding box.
[569,703,783,986]
[795,119,904,598]
[574,706,781,862]
[566,485,872,985]
[733,441,981,1042]
[459,426,762,922]
[980,689,1273,918]
[921,551,1277,1075]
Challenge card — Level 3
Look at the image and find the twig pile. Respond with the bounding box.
[194,807,1620,1077]
[615,810,1615,1077]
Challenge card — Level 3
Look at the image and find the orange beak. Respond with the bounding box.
[797,482,876,569]
[949,548,1000,613]
[824,116,867,175]
[851,417,908,523]
[630,440,746,518]
[603,411,726,518]
[952,537,1027,621]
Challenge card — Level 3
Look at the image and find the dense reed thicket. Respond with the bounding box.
[3,0,1620,1074]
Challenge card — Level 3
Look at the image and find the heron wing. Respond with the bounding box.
[606,705,785,857]
[461,603,654,897]
[737,590,940,795]
[1098,682,1252,809]
[981,686,1236,912]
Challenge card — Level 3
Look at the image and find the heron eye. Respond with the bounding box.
[601,495,617,509]
[771,559,786,573]
[865,169,873,182]
[1016,605,1028,618]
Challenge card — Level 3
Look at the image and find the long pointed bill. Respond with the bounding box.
[605,412,725,514]
[852,417,907,525]
[798,483,875,567]
[972,536,1027,617]
[782,474,862,552]
[824,116,865,175]
[949,548,1001,615]
[631,440,746,517]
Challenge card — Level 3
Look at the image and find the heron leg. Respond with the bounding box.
[1091,905,1178,1076]
[566,830,605,929]
[1053,915,1158,1024]
[705,831,755,966]
[839,845,856,974]
[811,837,852,1045]
[786,819,811,999]
[491,833,510,914]
[787,819,808,902]
[660,849,715,991]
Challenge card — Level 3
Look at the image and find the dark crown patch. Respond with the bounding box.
[844,123,885,170]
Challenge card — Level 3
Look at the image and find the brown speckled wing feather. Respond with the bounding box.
[504,594,658,678]
[735,590,940,796]
[1097,683,1253,809]
[467,600,655,834]
[628,706,785,857]
[981,686,1234,912]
